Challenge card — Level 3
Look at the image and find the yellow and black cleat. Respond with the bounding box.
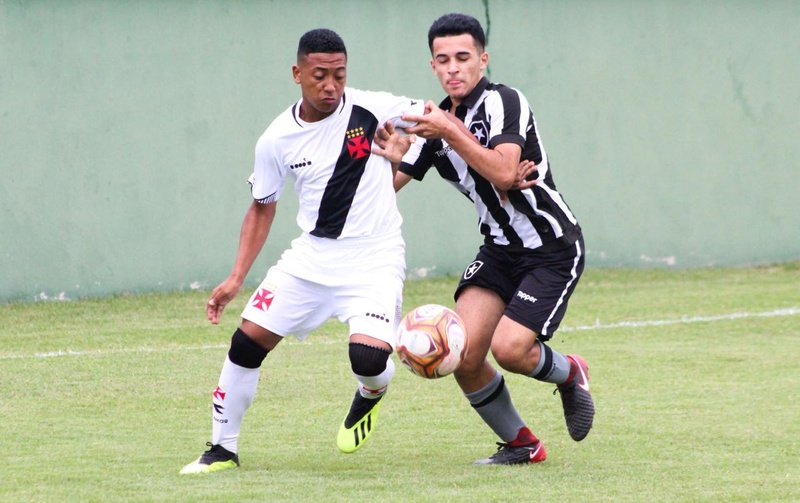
[180,443,240,474]
[337,393,382,453]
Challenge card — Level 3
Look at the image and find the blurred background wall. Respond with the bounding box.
[2,0,798,302]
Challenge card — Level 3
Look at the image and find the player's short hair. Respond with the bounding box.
[427,13,486,52]
[297,28,347,60]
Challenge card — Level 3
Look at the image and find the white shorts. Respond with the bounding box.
[241,231,405,346]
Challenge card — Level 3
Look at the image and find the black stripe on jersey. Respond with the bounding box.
[431,141,460,183]
[496,84,521,135]
[402,139,440,181]
[532,188,578,239]
[507,189,557,242]
[521,109,544,165]
[471,167,523,247]
[507,163,578,246]
[534,160,572,222]
[311,105,378,239]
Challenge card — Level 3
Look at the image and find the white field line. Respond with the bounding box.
[559,307,800,332]
[1,307,798,361]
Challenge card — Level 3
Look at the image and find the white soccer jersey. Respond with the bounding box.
[249,88,421,240]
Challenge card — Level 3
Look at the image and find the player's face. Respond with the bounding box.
[430,34,488,106]
[293,52,347,122]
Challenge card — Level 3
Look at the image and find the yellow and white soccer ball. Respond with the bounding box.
[396,304,468,379]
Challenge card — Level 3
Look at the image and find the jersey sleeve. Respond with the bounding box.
[486,86,528,150]
[398,136,435,181]
[353,89,424,127]
[248,131,286,204]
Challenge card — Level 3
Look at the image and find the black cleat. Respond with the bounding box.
[473,440,547,465]
[556,354,595,441]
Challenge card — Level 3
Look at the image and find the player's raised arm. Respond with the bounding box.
[405,103,521,190]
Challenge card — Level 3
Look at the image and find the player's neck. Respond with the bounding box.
[298,102,335,123]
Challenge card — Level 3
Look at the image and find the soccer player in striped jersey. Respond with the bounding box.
[380,13,595,465]
[181,28,422,474]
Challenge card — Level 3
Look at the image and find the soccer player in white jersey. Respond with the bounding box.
[181,28,421,474]
[376,13,595,465]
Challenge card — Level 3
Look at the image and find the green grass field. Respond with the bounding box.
[2,264,799,502]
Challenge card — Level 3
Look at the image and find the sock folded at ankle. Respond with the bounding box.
[508,426,538,447]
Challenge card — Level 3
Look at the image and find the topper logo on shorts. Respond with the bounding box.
[251,288,274,311]
[463,260,484,280]
[346,126,370,159]
[516,291,538,304]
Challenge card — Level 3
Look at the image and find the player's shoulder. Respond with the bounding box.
[484,81,530,109]
[486,80,527,100]
[257,103,300,142]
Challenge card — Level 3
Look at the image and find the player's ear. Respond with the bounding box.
[292,65,301,84]
[429,58,435,72]
[480,51,489,70]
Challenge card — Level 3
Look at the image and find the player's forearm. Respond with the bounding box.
[229,201,276,283]
[394,171,413,192]
[442,125,518,190]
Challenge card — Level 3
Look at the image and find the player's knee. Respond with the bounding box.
[454,347,486,377]
[349,342,391,377]
[228,328,270,369]
[490,337,523,372]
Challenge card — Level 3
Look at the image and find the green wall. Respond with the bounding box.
[2,1,798,302]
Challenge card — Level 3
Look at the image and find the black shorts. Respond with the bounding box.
[455,237,585,341]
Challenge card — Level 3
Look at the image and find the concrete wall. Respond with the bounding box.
[2,1,798,302]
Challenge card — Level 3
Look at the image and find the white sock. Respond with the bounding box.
[356,357,395,399]
[211,356,261,454]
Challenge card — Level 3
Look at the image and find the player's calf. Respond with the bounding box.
[337,343,394,453]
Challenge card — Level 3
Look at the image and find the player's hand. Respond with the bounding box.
[206,276,243,325]
[497,160,539,202]
[513,159,539,190]
[373,121,414,164]
[402,101,452,140]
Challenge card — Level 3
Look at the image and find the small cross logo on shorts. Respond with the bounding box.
[251,288,274,311]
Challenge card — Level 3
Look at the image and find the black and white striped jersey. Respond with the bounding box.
[249,88,419,240]
[399,77,581,252]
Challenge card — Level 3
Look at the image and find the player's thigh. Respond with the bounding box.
[241,268,333,340]
[337,273,403,351]
[504,253,583,340]
[239,319,285,351]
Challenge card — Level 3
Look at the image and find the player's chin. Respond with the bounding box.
[446,82,466,97]
[318,98,340,111]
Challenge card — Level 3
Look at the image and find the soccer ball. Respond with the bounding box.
[396,304,468,379]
